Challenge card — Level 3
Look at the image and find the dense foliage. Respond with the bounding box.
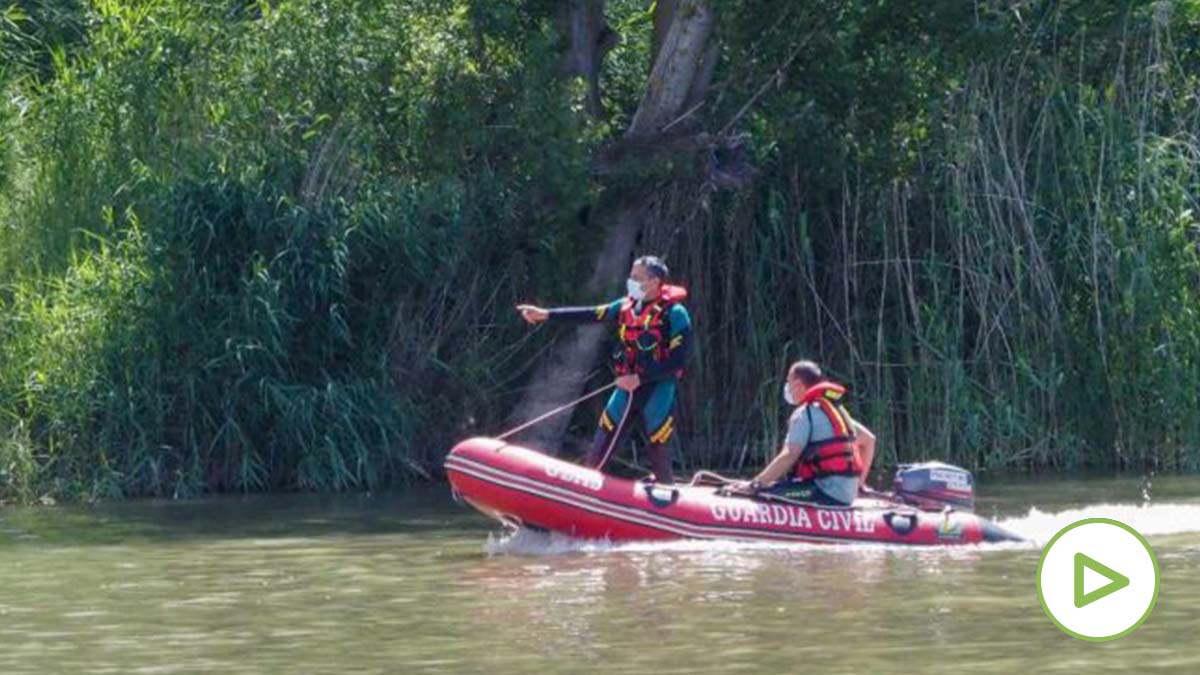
[2,0,1198,500]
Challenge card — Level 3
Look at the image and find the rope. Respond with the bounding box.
[495,383,617,441]
[689,470,738,487]
[593,390,634,470]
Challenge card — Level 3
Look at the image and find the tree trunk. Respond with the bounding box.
[650,0,717,111]
[629,0,716,137]
[651,0,676,65]
[508,1,717,453]
[559,0,618,118]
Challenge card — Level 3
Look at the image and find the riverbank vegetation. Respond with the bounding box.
[2,1,1199,501]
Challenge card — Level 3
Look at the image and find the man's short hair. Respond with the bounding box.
[788,360,823,386]
[634,255,669,280]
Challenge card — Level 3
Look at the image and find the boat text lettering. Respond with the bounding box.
[709,502,876,533]
[544,462,603,491]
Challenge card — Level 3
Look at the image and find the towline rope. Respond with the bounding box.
[496,383,618,441]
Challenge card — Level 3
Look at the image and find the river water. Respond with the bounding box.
[1,475,1198,674]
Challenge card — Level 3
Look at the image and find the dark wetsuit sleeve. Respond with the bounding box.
[641,304,693,383]
[547,299,623,323]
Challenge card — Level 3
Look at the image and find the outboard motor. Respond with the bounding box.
[892,462,975,512]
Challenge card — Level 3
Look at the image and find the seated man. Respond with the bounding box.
[732,360,876,506]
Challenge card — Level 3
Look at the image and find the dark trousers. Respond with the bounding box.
[585,380,677,484]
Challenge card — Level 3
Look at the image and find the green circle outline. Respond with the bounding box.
[1035,517,1160,642]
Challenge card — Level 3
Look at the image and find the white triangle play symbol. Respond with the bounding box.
[1084,565,1111,596]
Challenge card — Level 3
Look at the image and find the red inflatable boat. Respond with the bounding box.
[446,438,1025,546]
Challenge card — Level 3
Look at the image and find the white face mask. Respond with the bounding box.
[783,382,798,406]
[627,278,646,301]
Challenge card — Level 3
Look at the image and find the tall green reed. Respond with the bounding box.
[665,2,1200,476]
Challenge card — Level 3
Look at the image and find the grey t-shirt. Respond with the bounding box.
[786,404,858,504]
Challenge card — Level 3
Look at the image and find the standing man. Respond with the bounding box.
[516,256,693,484]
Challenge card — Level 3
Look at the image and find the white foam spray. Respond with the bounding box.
[997,502,1200,545]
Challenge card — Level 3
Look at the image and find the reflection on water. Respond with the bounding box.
[1,477,1198,674]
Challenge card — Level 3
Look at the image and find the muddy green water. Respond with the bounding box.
[2,476,1199,675]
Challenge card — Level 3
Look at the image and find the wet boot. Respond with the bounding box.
[586,415,633,470]
[586,389,637,470]
[644,441,675,484]
[584,426,614,468]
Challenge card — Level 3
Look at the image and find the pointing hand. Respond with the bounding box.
[516,305,549,324]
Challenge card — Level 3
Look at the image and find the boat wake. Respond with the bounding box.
[997,501,1200,545]
[484,527,816,557]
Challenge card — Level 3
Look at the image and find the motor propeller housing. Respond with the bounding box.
[892,462,975,512]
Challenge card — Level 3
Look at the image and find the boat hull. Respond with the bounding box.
[445,437,1023,546]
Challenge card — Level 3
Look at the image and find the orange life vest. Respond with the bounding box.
[614,284,688,376]
[793,381,862,480]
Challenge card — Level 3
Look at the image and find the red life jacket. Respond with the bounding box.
[793,381,862,480]
[614,284,688,376]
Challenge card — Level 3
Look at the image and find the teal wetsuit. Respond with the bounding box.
[548,294,693,483]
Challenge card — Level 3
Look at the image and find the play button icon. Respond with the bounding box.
[1038,518,1159,641]
[1074,552,1129,608]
